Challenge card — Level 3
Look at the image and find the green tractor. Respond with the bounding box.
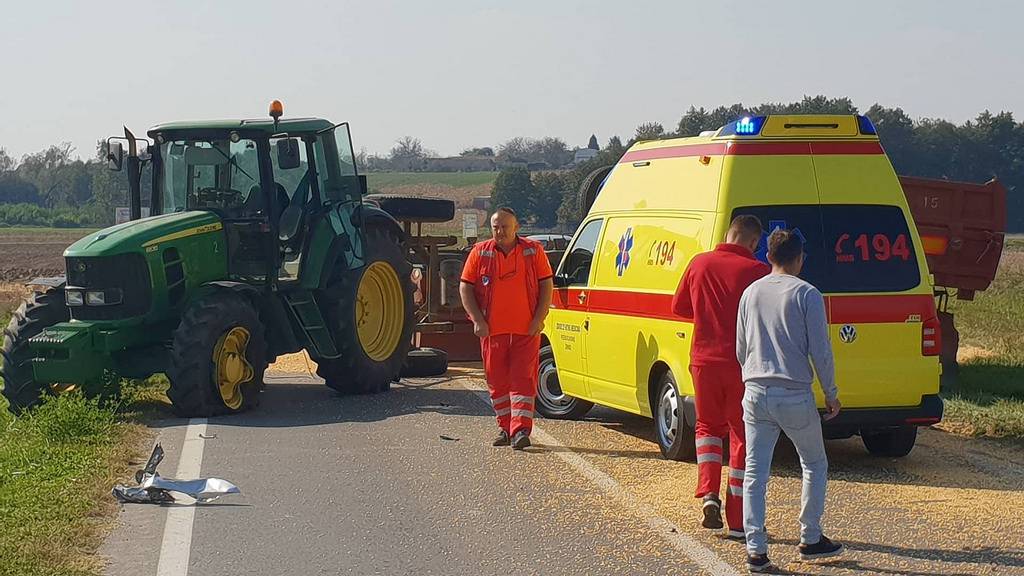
[1,103,416,416]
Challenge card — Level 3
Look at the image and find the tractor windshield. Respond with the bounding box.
[158,137,262,217]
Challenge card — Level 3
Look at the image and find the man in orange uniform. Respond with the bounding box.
[672,215,769,538]
[460,207,554,450]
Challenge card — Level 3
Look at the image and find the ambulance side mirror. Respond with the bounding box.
[553,274,572,288]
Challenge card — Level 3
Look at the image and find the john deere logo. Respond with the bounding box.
[839,324,857,344]
[76,261,87,272]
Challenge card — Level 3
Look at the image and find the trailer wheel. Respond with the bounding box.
[654,370,696,461]
[1,287,69,412]
[535,344,592,420]
[166,293,267,417]
[364,195,456,223]
[317,225,416,394]
[862,426,918,458]
[577,165,614,217]
[401,347,449,377]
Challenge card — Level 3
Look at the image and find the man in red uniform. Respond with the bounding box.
[671,215,769,538]
[460,207,554,450]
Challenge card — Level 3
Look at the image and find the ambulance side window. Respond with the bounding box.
[558,219,603,286]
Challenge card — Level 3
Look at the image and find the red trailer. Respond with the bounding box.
[900,176,1007,301]
[899,176,1008,379]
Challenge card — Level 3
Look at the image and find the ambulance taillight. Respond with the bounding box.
[922,316,942,356]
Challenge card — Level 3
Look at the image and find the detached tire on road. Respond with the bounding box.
[166,293,268,417]
[365,195,456,223]
[654,370,696,462]
[535,344,593,420]
[400,347,449,377]
[862,426,918,458]
[317,225,416,394]
[1,287,69,412]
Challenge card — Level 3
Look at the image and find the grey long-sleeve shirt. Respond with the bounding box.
[736,274,839,401]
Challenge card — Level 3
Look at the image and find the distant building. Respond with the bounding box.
[573,148,599,165]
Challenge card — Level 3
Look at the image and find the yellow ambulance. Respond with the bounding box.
[536,114,942,459]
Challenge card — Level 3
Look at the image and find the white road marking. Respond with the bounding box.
[156,418,208,576]
[458,380,740,576]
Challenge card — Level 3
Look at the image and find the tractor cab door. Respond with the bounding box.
[294,124,367,289]
[271,136,317,281]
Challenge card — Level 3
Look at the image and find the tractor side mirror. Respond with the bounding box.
[276,138,301,170]
[107,141,124,172]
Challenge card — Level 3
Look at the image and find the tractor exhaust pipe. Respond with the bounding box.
[125,126,142,221]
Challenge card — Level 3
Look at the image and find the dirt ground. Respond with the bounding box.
[0,229,91,282]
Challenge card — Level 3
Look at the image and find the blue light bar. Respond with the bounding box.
[719,115,765,136]
[857,115,877,135]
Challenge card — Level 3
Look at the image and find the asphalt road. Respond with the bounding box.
[102,366,1024,576]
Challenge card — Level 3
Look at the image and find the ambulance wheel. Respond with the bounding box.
[862,426,918,458]
[655,371,696,462]
[535,344,593,419]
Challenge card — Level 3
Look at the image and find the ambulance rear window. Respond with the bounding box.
[732,205,921,293]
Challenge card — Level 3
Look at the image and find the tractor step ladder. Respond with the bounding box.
[282,291,340,359]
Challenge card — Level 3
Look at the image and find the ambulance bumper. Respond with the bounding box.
[821,394,943,439]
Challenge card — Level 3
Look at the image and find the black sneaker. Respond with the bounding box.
[701,494,724,530]
[511,431,531,450]
[726,528,745,541]
[492,431,510,447]
[799,535,844,561]
[747,554,774,573]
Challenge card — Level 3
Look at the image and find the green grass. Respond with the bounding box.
[366,171,497,189]
[943,242,1024,437]
[0,392,146,576]
[0,372,167,575]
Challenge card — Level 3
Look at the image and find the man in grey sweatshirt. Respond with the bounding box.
[735,229,844,573]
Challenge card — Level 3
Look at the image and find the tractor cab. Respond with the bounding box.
[139,107,366,284]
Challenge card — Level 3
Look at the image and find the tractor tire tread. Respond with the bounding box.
[316,225,415,395]
[1,288,69,412]
[166,294,267,417]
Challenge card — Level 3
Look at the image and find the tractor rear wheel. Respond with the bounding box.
[166,293,267,417]
[1,287,69,412]
[317,225,415,394]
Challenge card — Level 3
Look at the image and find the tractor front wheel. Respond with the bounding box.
[317,225,415,394]
[166,293,267,417]
[1,287,69,412]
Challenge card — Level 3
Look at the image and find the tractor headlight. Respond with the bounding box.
[66,290,84,306]
[86,289,123,306]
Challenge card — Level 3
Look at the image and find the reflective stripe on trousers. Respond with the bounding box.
[482,334,541,436]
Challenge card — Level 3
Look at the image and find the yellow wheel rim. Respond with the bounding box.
[213,326,254,410]
[356,261,405,362]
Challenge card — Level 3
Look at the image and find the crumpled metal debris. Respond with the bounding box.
[112,444,240,504]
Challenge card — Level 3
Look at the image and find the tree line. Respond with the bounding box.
[357,135,585,172]
[0,95,1021,230]
[0,141,136,227]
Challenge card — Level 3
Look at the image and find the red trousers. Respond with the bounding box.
[481,334,541,437]
[690,363,746,531]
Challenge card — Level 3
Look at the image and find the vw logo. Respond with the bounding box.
[839,324,857,344]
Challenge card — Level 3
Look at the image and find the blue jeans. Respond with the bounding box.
[742,383,829,556]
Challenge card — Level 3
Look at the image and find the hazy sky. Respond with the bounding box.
[1,0,1021,161]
